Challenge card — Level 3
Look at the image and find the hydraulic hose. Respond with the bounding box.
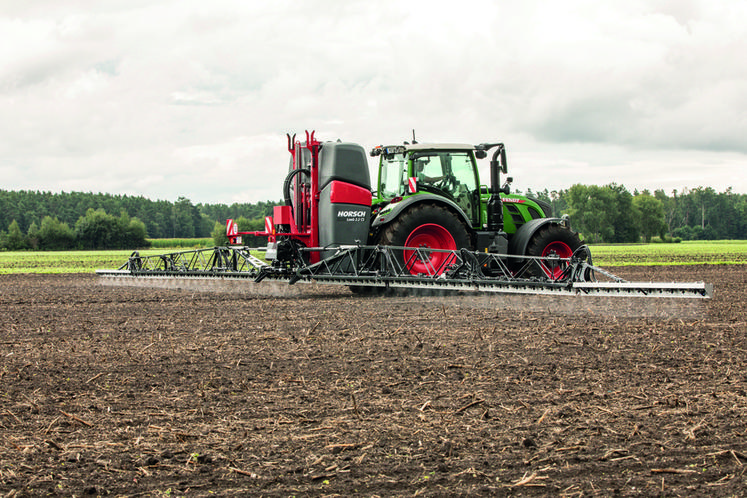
[283,168,311,221]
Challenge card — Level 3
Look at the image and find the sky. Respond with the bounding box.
[2,0,746,204]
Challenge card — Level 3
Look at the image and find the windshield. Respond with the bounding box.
[379,153,407,198]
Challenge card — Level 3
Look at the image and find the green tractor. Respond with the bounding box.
[368,141,584,279]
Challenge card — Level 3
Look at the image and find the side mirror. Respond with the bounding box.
[501,177,513,194]
[500,148,507,174]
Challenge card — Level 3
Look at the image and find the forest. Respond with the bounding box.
[0,185,745,250]
[0,190,277,250]
[526,184,747,243]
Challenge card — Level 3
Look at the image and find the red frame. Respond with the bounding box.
[227,130,323,263]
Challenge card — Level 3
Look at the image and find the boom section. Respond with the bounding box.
[95,246,713,299]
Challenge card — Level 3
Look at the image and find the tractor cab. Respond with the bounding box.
[372,143,482,228]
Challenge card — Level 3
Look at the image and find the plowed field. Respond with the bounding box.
[1,265,746,497]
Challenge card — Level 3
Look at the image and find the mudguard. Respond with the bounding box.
[508,217,566,256]
[371,193,473,230]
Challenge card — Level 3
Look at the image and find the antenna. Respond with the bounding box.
[412,129,418,144]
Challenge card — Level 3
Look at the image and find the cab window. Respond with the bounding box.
[412,152,479,223]
[379,153,407,197]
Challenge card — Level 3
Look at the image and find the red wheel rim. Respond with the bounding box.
[403,224,457,275]
[540,240,573,279]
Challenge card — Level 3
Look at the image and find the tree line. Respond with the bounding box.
[1,185,745,250]
[0,190,278,250]
[523,185,747,243]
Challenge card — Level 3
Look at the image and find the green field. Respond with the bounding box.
[0,240,745,274]
[0,249,180,274]
[147,237,213,249]
[590,240,747,266]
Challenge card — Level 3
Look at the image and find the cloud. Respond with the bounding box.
[496,1,747,153]
[1,0,745,204]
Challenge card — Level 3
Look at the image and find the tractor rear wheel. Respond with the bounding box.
[526,223,584,280]
[378,203,471,276]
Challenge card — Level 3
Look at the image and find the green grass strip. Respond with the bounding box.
[0,240,745,274]
[0,249,177,274]
[148,238,213,249]
[589,240,747,266]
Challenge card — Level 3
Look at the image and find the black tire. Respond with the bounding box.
[526,223,584,279]
[377,203,471,276]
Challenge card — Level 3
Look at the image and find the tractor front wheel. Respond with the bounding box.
[378,203,471,276]
[526,223,584,280]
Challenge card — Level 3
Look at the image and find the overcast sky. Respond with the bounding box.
[2,0,746,204]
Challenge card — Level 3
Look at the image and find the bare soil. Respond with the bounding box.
[1,265,746,497]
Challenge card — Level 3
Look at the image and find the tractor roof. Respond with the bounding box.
[371,143,475,156]
[405,143,474,151]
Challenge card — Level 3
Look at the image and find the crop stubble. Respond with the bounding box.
[0,265,745,496]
